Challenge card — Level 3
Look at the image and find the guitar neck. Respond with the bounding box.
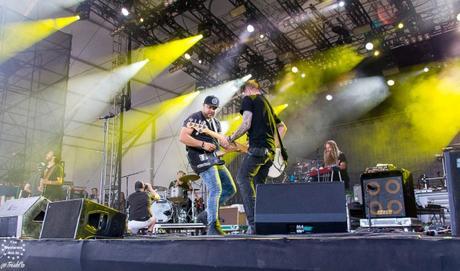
[201,128,224,141]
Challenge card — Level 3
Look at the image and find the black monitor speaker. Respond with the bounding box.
[255,182,347,234]
[40,199,126,239]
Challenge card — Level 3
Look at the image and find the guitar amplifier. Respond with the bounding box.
[219,205,246,225]
[361,169,416,219]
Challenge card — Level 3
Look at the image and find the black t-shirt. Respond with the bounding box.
[183,111,221,147]
[335,152,350,190]
[240,95,281,150]
[41,164,64,182]
[183,111,222,173]
[127,191,152,221]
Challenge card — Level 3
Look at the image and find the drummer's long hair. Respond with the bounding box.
[324,140,341,166]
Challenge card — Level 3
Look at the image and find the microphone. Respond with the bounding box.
[367,183,378,191]
[98,112,115,120]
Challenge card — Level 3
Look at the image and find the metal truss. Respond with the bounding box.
[0,7,71,185]
[88,0,459,90]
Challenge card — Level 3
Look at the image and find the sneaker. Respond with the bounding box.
[207,221,225,236]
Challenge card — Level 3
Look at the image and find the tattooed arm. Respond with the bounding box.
[229,111,252,142]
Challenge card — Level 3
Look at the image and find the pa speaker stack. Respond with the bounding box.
[444,147,460,236]
[255,182,347,234]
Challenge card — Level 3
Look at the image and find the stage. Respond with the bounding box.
[2,232,460,271]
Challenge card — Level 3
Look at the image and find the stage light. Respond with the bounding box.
[259,34,265,39]
[301,73,306,78]
[291,66,299,73]
[423,67,429,72]
[75,0,91,21]
[326,94,333,101]
[365,42,374,51]
[121,7,130,16]
[198,59,202,64]
[184,53,191,60]
[387,79,395,86]
[133,34,203,81]
[457,13,460,22]
[246,24,255,33]
[397,22,404,29]
[0,16,80,63]
[338,1,345,7]
[373,50,380,57]
[139,18,144,23]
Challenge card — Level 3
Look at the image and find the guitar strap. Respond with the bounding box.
[261,95,288,162]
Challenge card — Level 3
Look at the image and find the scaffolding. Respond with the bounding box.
[0,7,71,188]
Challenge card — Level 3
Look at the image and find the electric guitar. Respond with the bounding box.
[187,120,286,178]
[268,147,287,178]
[186,121,248,156]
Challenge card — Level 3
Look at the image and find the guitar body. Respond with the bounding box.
[268,148,286,178]
[187,148,224,174]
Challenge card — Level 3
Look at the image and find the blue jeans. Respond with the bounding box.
[236,147,273,232]
[200,165,236,224]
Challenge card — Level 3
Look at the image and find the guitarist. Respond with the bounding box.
[38,150,65,201]
[179,95,236,235]
[222,80,287,235]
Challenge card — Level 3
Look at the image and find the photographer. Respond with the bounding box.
[127,181,160,234]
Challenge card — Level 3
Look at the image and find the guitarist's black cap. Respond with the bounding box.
[203,95,219,108]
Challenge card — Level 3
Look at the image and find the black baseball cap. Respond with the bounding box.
[203,95,219,108]
[134,181,143,190]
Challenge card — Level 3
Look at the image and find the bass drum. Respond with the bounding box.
[150,200,173,223]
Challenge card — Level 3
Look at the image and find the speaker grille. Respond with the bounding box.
[361,170,416,219]
[40,200,82,238]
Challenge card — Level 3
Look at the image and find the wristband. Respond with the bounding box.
[201,141,205,148]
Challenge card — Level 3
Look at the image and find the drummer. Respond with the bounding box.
[169,170,192,222]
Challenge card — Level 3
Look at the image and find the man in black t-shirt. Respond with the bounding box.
[127,181,160,234]
[222,80,287,234]
[179,95,237,235]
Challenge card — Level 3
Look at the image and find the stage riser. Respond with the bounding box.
[2,237,460,271]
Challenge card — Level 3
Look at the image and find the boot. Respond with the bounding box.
[207,220,225,236]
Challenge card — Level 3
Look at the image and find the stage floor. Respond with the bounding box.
[1,232,459,271]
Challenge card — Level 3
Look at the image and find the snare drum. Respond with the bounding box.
[150,200,173,223]
[168,186,186,203]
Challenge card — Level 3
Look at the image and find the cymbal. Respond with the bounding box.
[179,174,200,183]
[152,186,168,192]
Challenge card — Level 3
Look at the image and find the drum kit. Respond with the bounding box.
[150,174,205,223]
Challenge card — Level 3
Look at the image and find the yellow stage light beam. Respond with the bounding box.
[348,60,460,170]
[272,45,364,115]
[123,91,200,148]
[132,34,203,82]
[0,15,79,63]
[65,59,149,127]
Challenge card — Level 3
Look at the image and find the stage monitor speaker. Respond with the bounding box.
[255,182,347,234]
[0,196,49,238]
[444,148,460,236]
[40,199,126,239]
[361,170,416,219]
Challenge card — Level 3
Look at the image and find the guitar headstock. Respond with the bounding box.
[186,120,208,133]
